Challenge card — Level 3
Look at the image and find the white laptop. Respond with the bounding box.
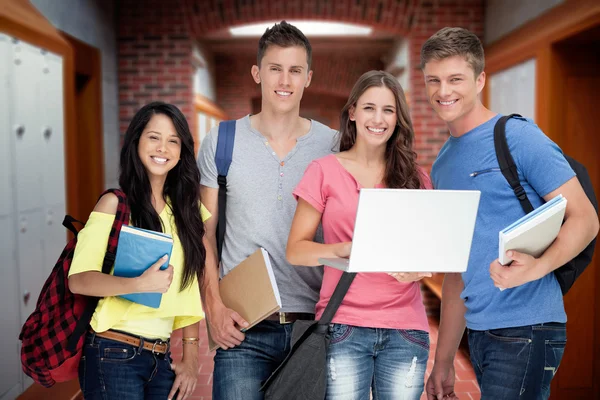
[318,189,480,273]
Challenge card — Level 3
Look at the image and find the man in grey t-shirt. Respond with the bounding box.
[198,21,336,399]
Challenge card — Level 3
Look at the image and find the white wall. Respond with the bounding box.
[489,58,536,120]
[485,0,565,44]
[31,0,120,189]
[193,43,216,101]
[385,39,410,93]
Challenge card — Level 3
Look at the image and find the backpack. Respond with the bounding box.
[494,114,598,295]
[19,189,130,387]
[214,120,236,260]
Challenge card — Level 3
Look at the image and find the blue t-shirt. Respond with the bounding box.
[431,115,575,330]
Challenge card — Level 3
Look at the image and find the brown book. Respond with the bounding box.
[206,248,281,351]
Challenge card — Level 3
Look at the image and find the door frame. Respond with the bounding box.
[62,32,104,219]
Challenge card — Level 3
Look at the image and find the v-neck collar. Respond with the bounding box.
[330,154,385,191]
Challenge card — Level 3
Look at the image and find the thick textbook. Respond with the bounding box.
[113,225,173,308]
[499,194,567,265]
[207,248,281,351]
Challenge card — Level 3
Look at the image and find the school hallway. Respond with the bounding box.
[5,1,600,399]
[169,286,482,400]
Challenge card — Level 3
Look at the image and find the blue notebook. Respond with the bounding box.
[113,225,174,308]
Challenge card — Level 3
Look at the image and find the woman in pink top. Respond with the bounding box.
[287,70,432,400]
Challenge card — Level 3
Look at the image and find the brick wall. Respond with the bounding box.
[408,0,485,168]
[117,0,195,137]
[118,0,485,169]
[215,53,383,122]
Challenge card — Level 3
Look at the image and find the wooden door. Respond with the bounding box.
[550,30,600,399]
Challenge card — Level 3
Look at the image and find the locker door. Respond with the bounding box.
[40,52,67,274]
[0,217,22,399]
[40,52,66,207]
[0,34,14,216]
[0,34,23,400]
[12,40,43,213]
[16,210,45,325]
[11,40,45,324]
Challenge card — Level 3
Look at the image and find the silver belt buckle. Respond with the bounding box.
[279,312,291,324]
[152,340,165,354]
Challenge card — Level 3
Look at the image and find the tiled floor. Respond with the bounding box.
[171,315,482,400]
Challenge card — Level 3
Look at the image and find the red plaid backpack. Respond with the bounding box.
[19,189,130,387]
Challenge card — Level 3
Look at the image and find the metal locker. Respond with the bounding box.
[12,40,43,213]
[0,34,14,217]
[0,216,22,399]
[0,33,23,400]
[16,210,45,325]
[39,52,66,208]
[43,203,68,275]
[39,51,67,276]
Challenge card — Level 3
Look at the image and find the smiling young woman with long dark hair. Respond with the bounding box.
[68,102,212,400]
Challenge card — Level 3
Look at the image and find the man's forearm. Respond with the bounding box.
[435,273,467,363]
[537,212,599,276]
[200,234,223,313]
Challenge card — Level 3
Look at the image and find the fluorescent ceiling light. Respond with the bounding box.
[230,21,372,37]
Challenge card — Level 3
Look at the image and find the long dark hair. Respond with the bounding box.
[119,102,206,290]
[338,70,422,189]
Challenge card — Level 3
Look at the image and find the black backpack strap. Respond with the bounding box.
[62,215,84,237]
[493,114,535,214]
[215,120,236,260]
[318,272,357,325]
[67,189,130,352]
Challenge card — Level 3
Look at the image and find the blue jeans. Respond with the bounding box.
[326,324,429,400]
[78,332,175,400]
[212,320,293,400]
[468,322,567,399]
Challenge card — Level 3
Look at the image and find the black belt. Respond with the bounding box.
[265,312,315,324]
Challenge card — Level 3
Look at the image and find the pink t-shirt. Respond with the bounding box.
[293,154,431,331]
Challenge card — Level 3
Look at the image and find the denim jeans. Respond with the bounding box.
[468,322,567,400]
[78,332,175,400]
[212,320,294,400]
[326,324,429,400]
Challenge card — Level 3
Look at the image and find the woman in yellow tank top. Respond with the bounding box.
[68,102,212,400]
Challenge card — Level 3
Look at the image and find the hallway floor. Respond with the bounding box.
[171,316,482,400]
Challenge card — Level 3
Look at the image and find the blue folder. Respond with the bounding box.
[113,225,174,308]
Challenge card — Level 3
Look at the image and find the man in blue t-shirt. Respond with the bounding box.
[421,28,599,400]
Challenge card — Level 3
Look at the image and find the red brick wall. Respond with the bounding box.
[118,0,484,169]
[408,0,485,168]
[215,53,383,122]
[252,92,348,131]
[117,0,195,136]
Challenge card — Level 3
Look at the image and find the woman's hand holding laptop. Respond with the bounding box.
[334,241,352,258]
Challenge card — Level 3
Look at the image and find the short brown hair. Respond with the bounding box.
[420,27,484,76]
[257,21,312,68]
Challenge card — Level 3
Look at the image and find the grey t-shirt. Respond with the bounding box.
[198,115,337,313]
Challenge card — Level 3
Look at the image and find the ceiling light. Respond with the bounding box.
[230,21,372,37]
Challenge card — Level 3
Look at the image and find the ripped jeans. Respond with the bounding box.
[326,324,429,400]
